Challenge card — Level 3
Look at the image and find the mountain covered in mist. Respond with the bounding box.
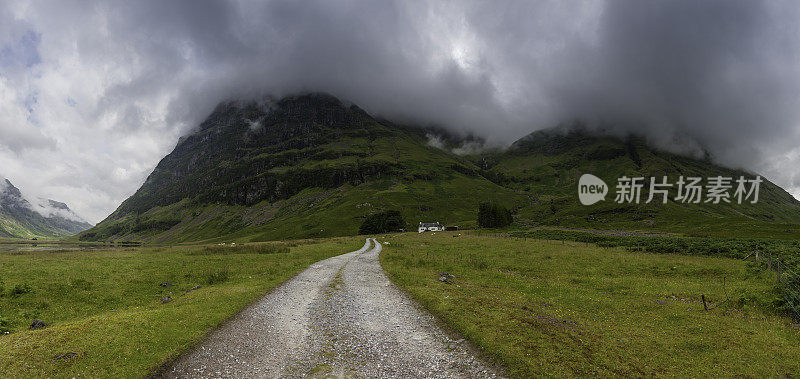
[79,93,800,243]
[0,179,93,238]
[481,126,800,236]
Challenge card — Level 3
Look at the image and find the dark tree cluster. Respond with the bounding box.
[477,202,513,228]
[359,210,405,234]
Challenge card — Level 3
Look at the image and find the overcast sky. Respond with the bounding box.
[2,0,800,223]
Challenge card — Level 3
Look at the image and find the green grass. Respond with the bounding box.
[513,228,800,316]
[0,237,362,377]
[379,231,800,377]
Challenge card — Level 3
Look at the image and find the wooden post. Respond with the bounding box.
[702,295,709,311]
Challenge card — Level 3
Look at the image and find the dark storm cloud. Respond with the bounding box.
[3,0,800,222]
[542,1,800,165]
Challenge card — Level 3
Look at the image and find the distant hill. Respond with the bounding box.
[0,179,93,238]
[79,94,800,242]
[482,125,800,236]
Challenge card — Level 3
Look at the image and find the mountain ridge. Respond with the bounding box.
[483,124,800,236]
[78,93,800,242]
[0,179,93,238]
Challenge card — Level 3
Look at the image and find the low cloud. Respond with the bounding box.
[28,198,89,224]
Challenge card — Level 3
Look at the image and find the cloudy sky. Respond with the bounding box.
[2,0,800,223]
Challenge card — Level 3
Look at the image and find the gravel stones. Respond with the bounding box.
[165,238,502,378]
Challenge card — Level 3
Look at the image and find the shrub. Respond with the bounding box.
[477,202,513,228]
[256,244,290,254]
[9,284,32,298]
[195,244,290,255]
[359,210,405,234]
[467,254,490,270]
[71,278,93,290]
[205,270,229,285]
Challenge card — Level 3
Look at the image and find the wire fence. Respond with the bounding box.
[753,251,800,319]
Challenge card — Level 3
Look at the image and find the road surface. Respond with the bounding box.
[165,238,501,378]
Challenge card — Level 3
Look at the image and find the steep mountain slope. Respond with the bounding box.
[482,125,800,236]
[0,179,92,238]
[80,94,800,242]
[80,94,521,242]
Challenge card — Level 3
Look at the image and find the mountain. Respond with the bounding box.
[79,93,800,242]
[0,179,93,238]
[80,93,521,243]
[481,125,800,236]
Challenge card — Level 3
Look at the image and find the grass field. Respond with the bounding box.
[0,237,361,377]
[380,231,800,377]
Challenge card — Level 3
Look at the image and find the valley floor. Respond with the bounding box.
[1,231,799,377]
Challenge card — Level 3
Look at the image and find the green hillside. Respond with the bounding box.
[79,94,800,243]
[483,126,800,237]
[79,94,522,243]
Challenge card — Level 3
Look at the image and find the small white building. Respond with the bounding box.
[418,222,444,233]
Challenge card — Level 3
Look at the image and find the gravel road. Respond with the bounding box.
[165,238,502,378]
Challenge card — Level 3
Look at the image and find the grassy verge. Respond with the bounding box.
[379,231,800,377]
[513,228,800,316]
[0,238,360,377]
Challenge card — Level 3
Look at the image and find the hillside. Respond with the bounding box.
[79,94,520,243]
[483,125,800,236]
[0,179,93,238]
[79,94,800,242]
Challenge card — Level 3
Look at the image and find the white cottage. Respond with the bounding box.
[418,222,444,233]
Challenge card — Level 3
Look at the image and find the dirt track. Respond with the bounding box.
[165,238,501,378]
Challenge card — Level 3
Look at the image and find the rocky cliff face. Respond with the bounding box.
[0,179,92,238]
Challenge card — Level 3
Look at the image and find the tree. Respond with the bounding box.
[477,202,513,228]
[359,210,405,234]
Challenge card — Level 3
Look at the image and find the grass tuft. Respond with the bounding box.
[205,270,229,285]
[9,283,32,298]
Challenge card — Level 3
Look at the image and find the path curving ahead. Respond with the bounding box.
[165,238,501,378]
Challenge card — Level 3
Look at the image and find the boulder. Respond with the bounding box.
[438,272,454,283]
[29,319,46,330]
[186,285,202,293]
